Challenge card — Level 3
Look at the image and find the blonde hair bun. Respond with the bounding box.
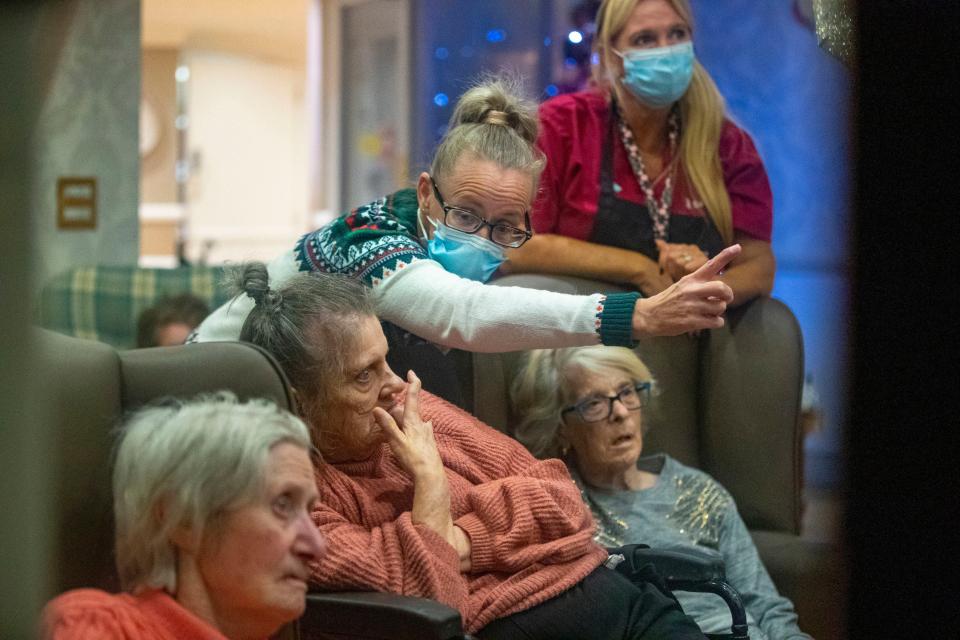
[448,75,539,145]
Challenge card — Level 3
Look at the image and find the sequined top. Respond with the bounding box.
[572,454,811,640]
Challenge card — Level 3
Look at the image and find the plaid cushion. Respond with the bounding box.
[36,266,232,349]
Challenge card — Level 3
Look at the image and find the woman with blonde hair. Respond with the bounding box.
[506,0,775,307]
[194,74,743,404]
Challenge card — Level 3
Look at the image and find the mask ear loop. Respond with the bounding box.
[417,207,439,242]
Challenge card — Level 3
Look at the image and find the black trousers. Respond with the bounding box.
[476,566,705,640]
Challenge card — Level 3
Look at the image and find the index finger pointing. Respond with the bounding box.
[690,244,741,281]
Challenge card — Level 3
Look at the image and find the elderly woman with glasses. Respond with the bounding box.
[194,76,740,374]
[511,346,811,640]
[42,394,326,640]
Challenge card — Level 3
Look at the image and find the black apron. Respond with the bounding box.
[588,107,725,262]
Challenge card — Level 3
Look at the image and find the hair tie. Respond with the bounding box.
[483,109,511,126]
[263,289,283,309]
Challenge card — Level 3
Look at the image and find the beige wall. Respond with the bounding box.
[140,48,179,203]
[182,49,309,263]
[30,0,141,289]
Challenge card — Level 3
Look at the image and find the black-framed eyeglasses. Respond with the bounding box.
[430,176,532,248]
[561,381,652,424]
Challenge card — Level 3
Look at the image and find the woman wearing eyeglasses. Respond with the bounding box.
[511,345,811,640]
[504,0,775,308]
[193,76,740,367]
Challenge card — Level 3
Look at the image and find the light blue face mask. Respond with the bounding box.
[423,216,506,282]
[616,41,695,108]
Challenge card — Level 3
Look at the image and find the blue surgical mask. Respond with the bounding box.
[424,217,506,282]
[616,42,695,108]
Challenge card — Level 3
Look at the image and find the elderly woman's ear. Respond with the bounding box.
[157,499,199,554]
[290,387,313,424]
[168,522,199,554]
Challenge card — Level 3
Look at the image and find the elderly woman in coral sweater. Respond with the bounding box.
[231,263,707,640]
[41,394,326,640]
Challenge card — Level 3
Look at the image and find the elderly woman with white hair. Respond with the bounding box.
[510,346,811,640]
[42,394,327,640]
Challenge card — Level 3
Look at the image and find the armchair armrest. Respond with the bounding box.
[296,591,468,640]
[608,545,748,640]
[618,547,725,583]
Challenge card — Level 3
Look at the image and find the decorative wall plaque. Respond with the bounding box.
[57,177,97,229]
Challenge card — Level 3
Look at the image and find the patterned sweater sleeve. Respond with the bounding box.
[374,258,640,351]
[309,490,470,611]
[719,495,813,640]
[435,410,603,574]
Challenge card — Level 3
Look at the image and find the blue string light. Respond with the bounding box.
[567,30,583,44]
[433,92,449,107]
[485,28,507,43]
[544,36,552,47]
[545,84,559,97]
[434,47,449,60]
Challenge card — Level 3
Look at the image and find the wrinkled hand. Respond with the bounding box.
[374,372,470,568]
[632,244,740,337]
[635,265,675,297]
[655,239,708,282]
[373,371,444,481]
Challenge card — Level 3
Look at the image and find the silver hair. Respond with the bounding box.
[510,346,654,458]
[226,263,375,412]
[113,392,312,593]
[430,74,545,189]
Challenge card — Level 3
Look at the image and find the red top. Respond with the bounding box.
[533,89,773,242]
[309,391,607,634]
[42,589,234,640]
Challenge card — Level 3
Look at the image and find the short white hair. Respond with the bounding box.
[113,392,312,593]
[510,346,654,458]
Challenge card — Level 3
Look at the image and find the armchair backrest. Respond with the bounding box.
[469,274,804,535]
[36,265,231,349]
[35,329,295,595]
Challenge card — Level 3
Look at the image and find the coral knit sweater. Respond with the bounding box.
[41,589,235,639]
[310,392,608,634]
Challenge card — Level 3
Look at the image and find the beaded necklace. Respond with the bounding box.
[616,107,680,241]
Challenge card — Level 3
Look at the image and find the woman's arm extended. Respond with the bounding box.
[374,248,739,352]
[373,258,618,352]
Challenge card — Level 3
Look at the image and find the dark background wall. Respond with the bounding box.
[846,3,960,638]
